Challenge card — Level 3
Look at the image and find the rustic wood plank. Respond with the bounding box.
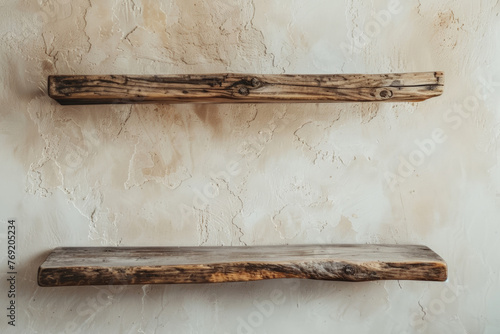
[48,72,443,105]
[38,244,447,286]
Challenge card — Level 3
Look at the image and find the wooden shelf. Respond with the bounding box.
[48,72,443,105]
[38,244,447,286]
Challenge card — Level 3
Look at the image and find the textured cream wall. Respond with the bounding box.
[1,0,499,333]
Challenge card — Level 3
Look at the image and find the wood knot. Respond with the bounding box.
[251,77,261,87]
[238,87,250,96]
[379,89,393,99]
[343,265,355,275]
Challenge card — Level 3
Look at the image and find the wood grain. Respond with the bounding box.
[48,72,443,105]
[38,244,447,286]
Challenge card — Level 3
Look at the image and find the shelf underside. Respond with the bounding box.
[38,244,447,287]
[48,72,443,105]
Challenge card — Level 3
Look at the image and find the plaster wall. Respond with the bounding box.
[1,0,499,333]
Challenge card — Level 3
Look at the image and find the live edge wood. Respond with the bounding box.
[48,72,443,105]
[38,244,447,287]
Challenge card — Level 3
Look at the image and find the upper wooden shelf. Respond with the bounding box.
[38,244,447,287]
[47,72,443,105]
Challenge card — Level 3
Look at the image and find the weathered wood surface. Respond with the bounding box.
[38,244,447,286]
[48,72,443,105]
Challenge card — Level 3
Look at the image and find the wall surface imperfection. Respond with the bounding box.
[1,0,500,333]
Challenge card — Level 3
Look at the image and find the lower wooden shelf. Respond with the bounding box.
[37,244,447,287]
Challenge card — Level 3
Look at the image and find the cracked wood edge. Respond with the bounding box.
[37,244,447,286]
[48,72,443,105]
